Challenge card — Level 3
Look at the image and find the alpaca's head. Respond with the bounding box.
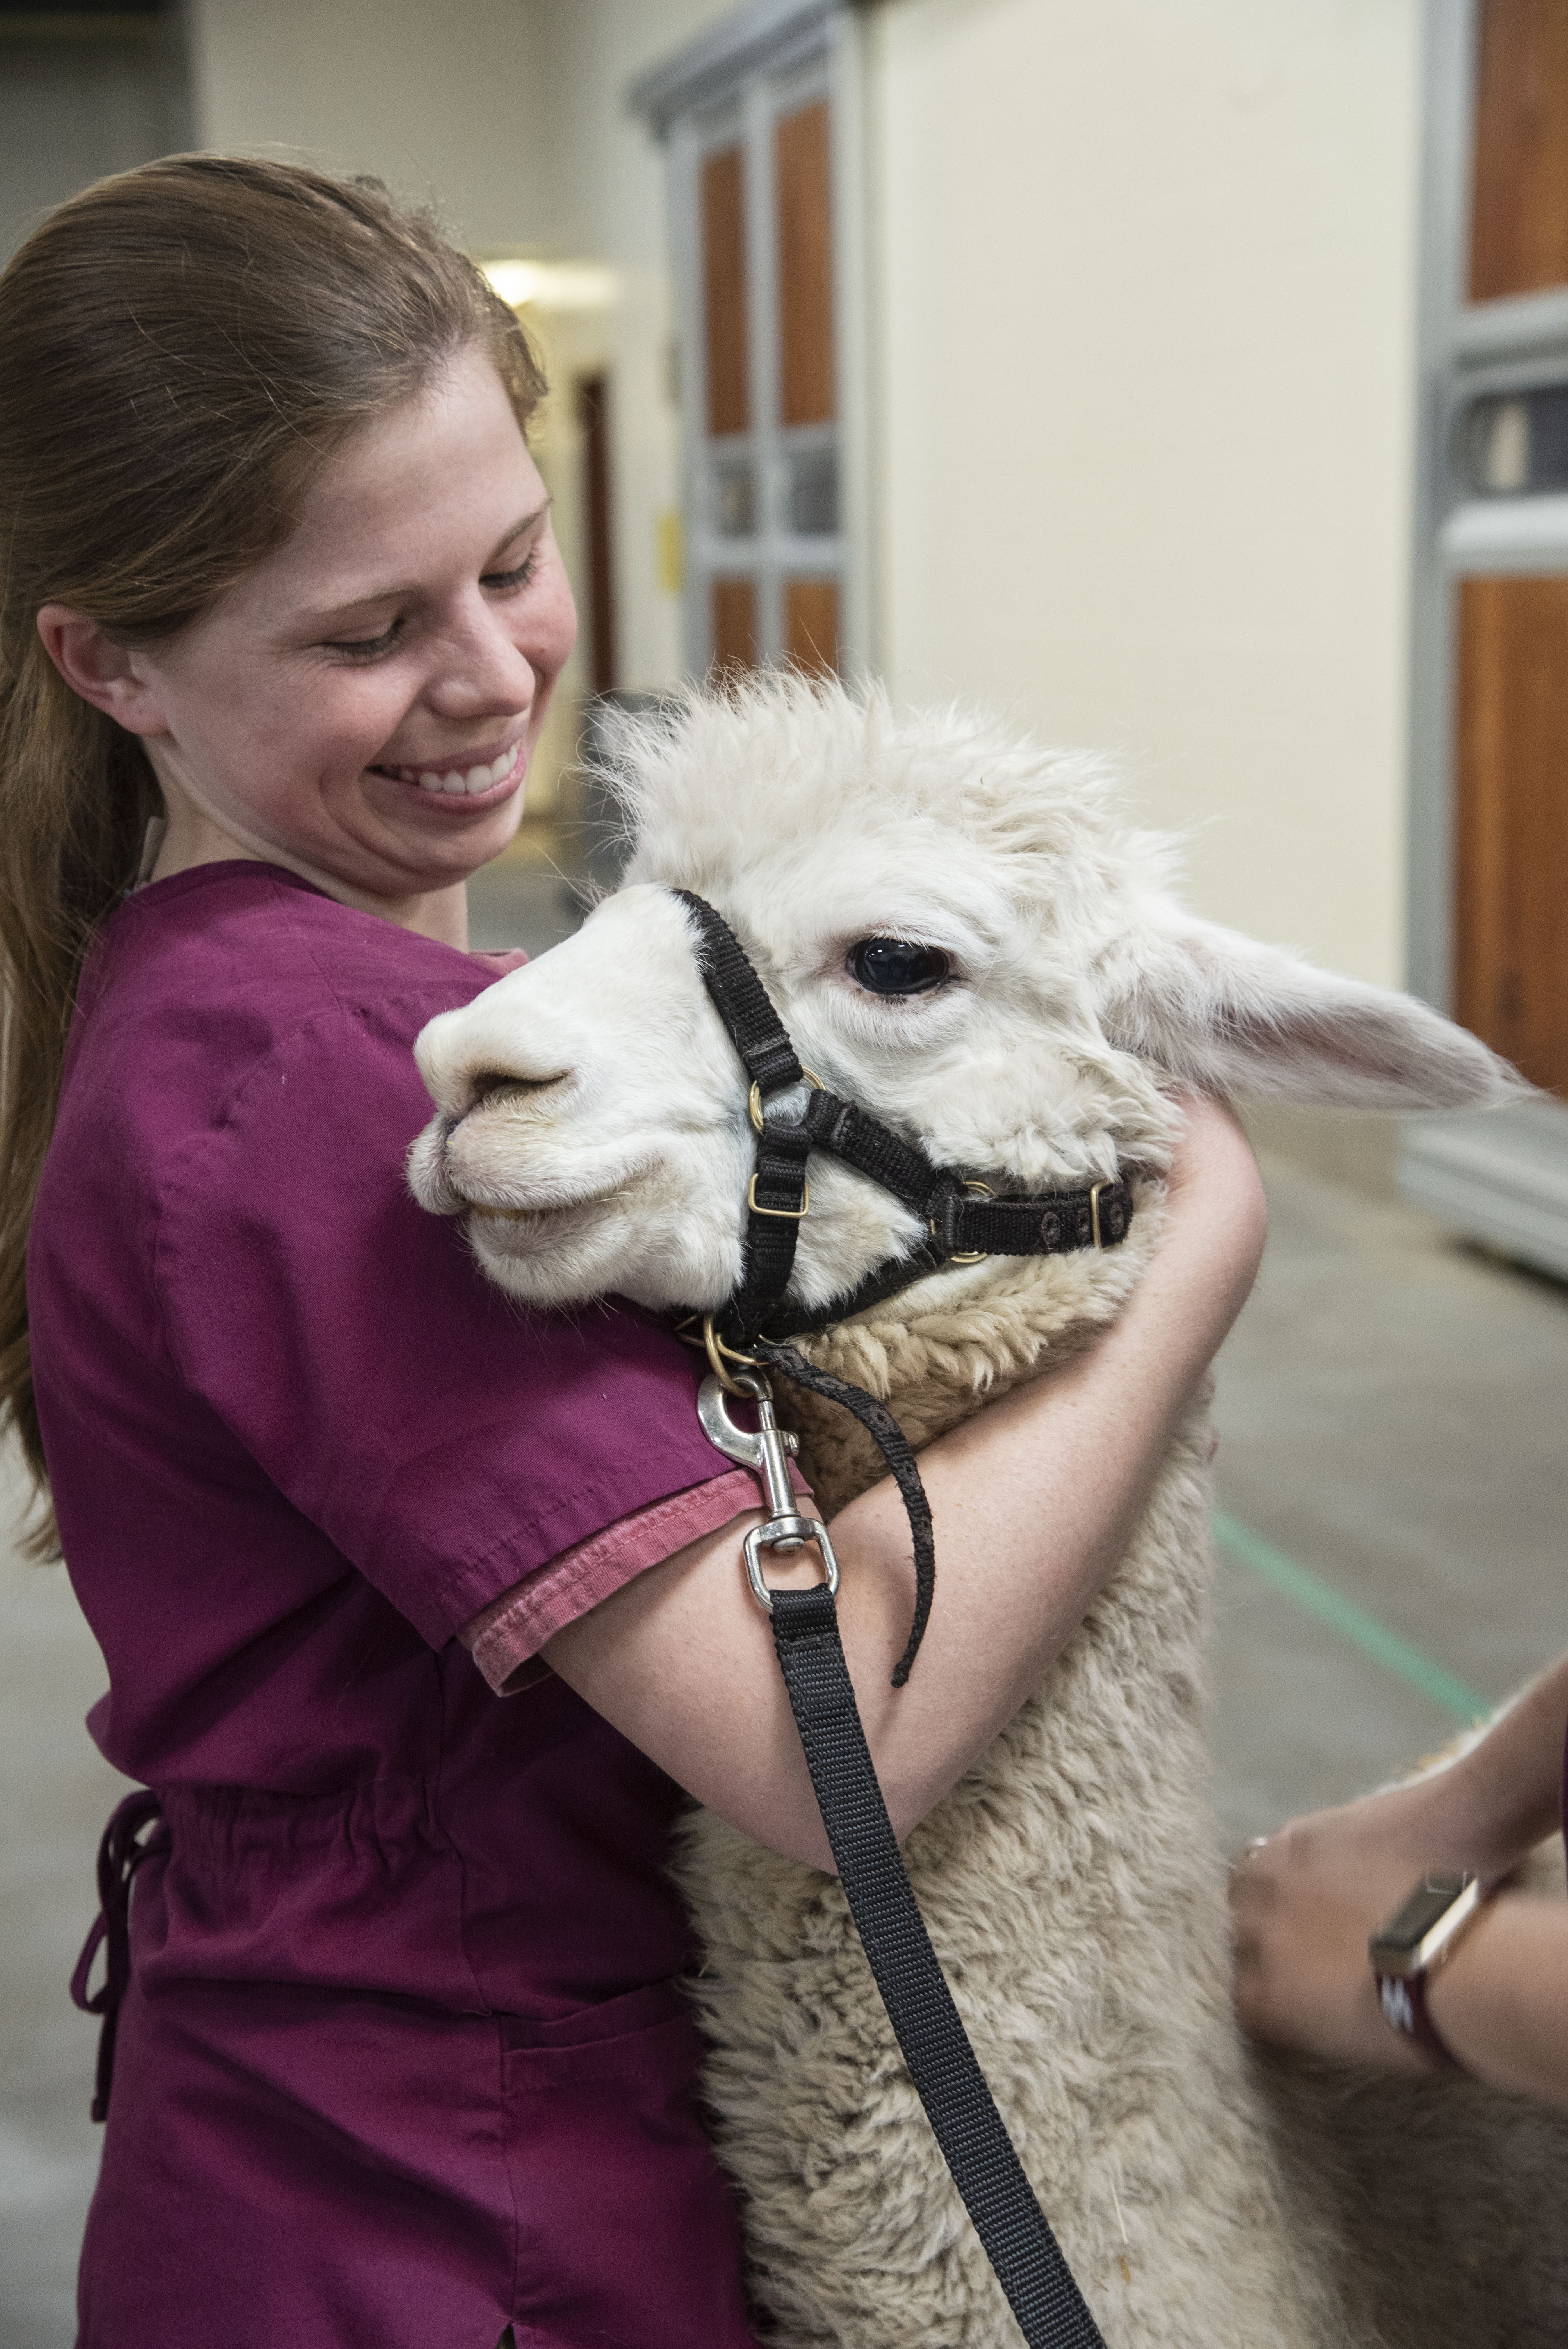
[409,679,1520,1313]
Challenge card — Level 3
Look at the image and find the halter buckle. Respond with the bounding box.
[748,1173,810,1219]
[1089,1178,1108,1249]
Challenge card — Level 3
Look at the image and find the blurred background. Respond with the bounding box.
[2,1,1565,2338]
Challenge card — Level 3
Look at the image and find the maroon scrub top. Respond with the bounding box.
[27,863,759,2349]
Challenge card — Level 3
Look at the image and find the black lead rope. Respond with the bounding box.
[697,1359,1108,2345]
[769,1581,1107,2349]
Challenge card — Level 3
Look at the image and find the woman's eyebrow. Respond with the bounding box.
[303,503,551,623]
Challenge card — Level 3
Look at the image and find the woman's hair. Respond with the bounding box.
[0,154,546,1549]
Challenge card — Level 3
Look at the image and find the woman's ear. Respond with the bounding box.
[35,606,169,736]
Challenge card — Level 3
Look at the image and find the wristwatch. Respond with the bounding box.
[1368,1869,1491,2072]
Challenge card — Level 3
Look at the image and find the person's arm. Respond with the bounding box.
[1231,1651,1568,2105]
[544,1094,1265,1871]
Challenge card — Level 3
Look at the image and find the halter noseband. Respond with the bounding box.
[674,889,1134,1358]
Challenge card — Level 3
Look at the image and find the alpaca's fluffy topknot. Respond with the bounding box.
[602,672,1180,911]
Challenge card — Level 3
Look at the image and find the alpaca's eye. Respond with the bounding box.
[846,938,952,996]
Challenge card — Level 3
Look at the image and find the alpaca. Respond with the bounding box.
[409,679,1555,2349]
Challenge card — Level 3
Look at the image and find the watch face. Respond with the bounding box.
[1376,1879,1464,1956]
[1369,1870,1477,1975]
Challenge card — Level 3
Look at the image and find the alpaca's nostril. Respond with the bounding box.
[466,1069,568,1112]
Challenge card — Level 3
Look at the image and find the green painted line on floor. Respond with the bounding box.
[1212,1510,1488,1724]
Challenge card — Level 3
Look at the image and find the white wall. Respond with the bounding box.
[865,0,1423,987]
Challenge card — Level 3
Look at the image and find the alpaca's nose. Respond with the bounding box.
[415,1000,578,1123]
[463,1069,568,1116]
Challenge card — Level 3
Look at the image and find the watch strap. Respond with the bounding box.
[1375,1966,1465,2073]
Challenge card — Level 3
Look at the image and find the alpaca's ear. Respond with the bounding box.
[1101,911,1525,1112]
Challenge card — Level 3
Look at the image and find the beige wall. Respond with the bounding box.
[864,0,1423,988]
[186,0,550,249]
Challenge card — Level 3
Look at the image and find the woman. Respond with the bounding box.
[0,155,1266,2346]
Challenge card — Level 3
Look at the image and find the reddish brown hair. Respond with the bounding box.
[0,155,545,1547]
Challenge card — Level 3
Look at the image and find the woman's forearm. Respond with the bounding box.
[1425,1895,1568,2106]
[1431,1653,1568,1873]
[546,1096,1266,1869]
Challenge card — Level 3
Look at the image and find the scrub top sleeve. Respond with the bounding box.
[460,1459,816,1693]
[151,1000,732,1647]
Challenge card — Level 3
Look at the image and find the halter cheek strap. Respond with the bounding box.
[672,889,1133,1354]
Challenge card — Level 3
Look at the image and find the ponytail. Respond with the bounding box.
[0,650,160,1549]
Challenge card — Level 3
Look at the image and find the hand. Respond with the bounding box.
[1232,1657,1568,2077]
[1229,1777,1491,2073]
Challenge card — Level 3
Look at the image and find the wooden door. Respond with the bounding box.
[1456,579,1568,1091]
[1470,0,1568,300]
[687,75,842,681]
[775,95,838,675]
[1454,0,1568,1096]
[575,374,617,698]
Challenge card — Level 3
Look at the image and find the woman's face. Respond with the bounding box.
[115,344,577,916]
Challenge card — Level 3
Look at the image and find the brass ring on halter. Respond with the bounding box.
[700,1314,766,1396]
[748,1067,823,1134]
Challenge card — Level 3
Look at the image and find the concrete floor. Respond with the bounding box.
[2,853,1564,2340]
[1209,1167,1566,1846]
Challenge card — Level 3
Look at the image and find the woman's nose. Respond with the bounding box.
[423,594,538,721]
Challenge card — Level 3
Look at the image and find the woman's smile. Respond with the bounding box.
[371,731,529,803]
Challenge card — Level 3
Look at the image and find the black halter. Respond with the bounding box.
[675,889,1134,1355]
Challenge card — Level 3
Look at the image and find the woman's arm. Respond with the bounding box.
[544,1095,1266,1871]
[1231,1650,1568,2105]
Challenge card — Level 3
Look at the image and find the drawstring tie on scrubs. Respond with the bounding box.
[71,1788,166,2122]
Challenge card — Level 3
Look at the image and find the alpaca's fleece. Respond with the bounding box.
[409,679,1545,2348]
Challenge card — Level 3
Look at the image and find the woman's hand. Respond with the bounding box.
[1233,1651,1568,2099]
[1230,1789,1458,2072]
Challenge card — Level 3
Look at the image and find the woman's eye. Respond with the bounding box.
[846,937,953,996]
[481,549,541,593]
[330,624,403,662]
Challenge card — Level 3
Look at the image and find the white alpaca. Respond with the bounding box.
[410,680,1559,2349]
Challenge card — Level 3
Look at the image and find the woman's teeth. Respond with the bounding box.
[382,741,522,796]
